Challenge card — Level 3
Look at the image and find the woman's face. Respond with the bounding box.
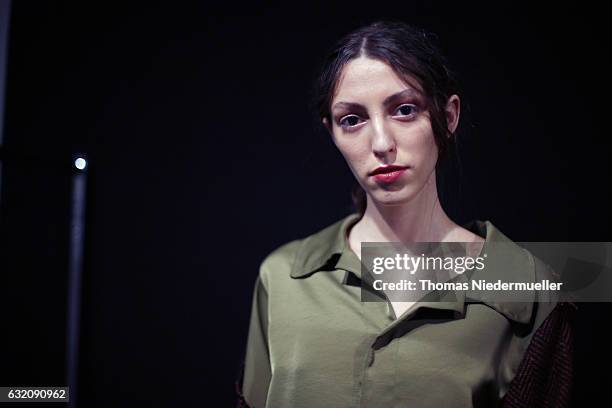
[323,56,459,207]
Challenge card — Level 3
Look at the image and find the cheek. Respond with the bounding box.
[400,121,438,165]
[334,137,370,170]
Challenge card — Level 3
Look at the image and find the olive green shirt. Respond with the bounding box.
[242,213,559,408]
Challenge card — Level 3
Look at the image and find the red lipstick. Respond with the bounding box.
[369,165,409,184]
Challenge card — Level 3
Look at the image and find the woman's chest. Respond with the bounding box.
[265,274,514,407]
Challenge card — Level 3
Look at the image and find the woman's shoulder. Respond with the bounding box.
[257,238,303,285]
[464,219,564,324]
[481,219,562,298]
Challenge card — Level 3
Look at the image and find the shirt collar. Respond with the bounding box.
[290,213,535,324]
[290,213,362,279]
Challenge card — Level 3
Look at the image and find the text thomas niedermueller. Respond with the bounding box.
[372,279,564,292]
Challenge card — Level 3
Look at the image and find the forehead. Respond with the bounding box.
[332,56,420,104]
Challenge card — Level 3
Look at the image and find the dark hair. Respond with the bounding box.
[312,20,460,217]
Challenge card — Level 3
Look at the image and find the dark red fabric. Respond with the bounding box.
[235,302,576,408]
[501,302,576,408]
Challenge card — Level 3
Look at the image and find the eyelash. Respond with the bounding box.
[338,103,419,130]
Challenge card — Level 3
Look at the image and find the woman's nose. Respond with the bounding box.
[370,116,396,159]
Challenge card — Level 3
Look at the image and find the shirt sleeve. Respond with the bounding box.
[238,275,271,408]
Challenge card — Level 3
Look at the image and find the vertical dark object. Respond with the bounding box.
[67,154,88,408]
[0,0,12,203]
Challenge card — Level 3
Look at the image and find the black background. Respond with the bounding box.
[0,1,610,407]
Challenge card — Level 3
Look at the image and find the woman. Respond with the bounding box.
[237,21,574,408]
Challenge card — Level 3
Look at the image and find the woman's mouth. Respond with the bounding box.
[369,165,410,184]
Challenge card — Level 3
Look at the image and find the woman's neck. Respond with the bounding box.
[349,172,463,247]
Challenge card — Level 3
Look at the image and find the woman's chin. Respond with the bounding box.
[370,189,418,207]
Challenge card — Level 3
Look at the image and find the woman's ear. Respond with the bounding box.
[322,117,333,136]
[322,117,340,147]
[445,94,460,135]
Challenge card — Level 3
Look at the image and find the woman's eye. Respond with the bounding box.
[394,104,417,117]
[339,115,362,128]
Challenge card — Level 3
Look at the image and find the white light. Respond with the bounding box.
[74,158,87,170]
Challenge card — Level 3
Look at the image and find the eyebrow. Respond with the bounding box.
[331,88,420,112]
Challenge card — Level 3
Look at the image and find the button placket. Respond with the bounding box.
[359,336,380,408]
